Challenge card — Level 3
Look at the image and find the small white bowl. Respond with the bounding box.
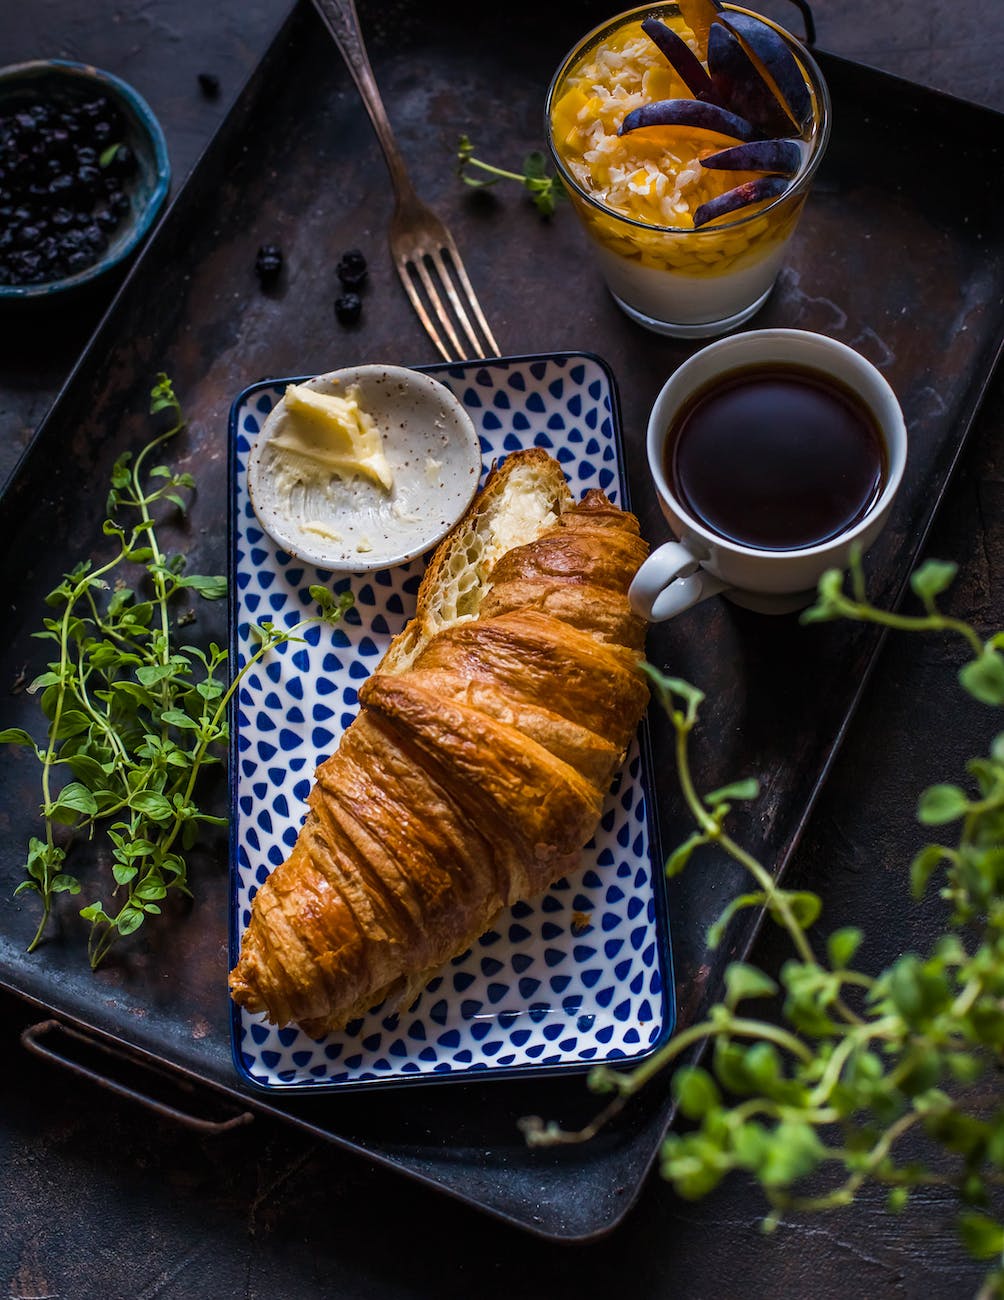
[247,365,482,571]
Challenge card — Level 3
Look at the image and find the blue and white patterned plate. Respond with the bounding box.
[228,352,675,1092]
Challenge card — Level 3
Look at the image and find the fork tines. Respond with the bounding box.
[395,239,501,364]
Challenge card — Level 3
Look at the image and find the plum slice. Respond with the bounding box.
[693,176,788,227]
[676,0,723,59]
[700,139,803,176]
[708,23,796,138]
[619,99,758,143]
[641,17,719,103]
[721,12,813,134]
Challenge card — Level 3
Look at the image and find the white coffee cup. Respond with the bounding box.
[629,329,908,620]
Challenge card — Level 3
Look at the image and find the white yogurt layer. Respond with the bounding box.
[591,237,789,328]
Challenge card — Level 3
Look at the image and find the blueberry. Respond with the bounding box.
[94,206,119,231]
[14,249,43,279]
[66,249,91,272]
[197,72,221,99]
[334,292,362,326]
[48,172,75,197]
[77,164,101,189]
[92,121,113,143]
[110,191,131,215]
[76,144,96,165]
[336,248,368,289]
[82,224,106,252]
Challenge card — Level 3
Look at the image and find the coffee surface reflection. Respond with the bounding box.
[665,363,887,552]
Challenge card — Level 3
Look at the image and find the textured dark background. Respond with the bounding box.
[1,1,1002,1297]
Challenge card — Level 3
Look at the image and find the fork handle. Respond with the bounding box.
[311,0,416,202]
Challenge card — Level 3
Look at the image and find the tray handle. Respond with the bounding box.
[20,1019,254,1136]
[777,0,816,45]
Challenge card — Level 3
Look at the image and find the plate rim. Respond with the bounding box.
[226,349,676,1094]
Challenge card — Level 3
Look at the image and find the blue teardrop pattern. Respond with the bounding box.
[231,357,669,1089]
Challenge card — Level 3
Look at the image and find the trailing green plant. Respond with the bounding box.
[522,553,1004,1294]
[2,376,352,968]
[456,134,564,217]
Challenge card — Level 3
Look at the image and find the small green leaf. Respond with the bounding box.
[959,649,1004,706]
[800,569,846,623]
[80,902,112,924]
[917,784,969,825]
[115,907,145,936]
[910,844,951,898]
[910,559,957,604]
[98,142,121,167]
[958,1211,1004,1260]
[665,831,706,878]
[159,708,200,729]
[705,778,759,807]
[672,1066,721,1119]
[50,874,81,895]
[48,782,99,823]
[522,150,548,179]
[130,791,174,821]
[0,727,37,747]
[827,927,863,970]
[149,373,180,415]
[779,890,822,930]
[53,709,91,740]
[137,663,177,687]
[724,962,778,1008]
[177,573,227,600]
[708,892,767,949]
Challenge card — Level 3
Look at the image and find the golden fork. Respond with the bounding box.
[312,0,502,363]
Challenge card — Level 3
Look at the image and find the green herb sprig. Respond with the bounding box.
[522,552,1004,1290]
[2,376,352,968]
[456,134,564,217]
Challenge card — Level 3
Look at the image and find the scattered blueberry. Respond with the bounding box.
[336,248,367,289]
[255,242,283,286]
[197,72,221,100]
[334,292,362,326]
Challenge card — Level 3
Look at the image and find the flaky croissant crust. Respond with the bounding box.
[230,466,649,1037]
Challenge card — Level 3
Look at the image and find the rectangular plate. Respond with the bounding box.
[229,352,675,1090]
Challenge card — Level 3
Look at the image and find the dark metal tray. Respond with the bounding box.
[0,0,1001,1242]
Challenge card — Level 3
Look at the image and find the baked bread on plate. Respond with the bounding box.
[229,448,650,1036]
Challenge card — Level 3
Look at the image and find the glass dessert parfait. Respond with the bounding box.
[545,2,830,337]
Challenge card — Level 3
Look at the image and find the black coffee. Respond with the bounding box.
[666,363,887,552]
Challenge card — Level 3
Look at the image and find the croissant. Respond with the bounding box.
[229,448,650,1037]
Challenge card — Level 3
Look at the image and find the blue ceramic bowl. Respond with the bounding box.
[0,59,170,299]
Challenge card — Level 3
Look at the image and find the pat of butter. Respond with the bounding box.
[270,383,393,492]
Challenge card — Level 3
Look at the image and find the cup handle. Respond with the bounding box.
[629,541,729,622]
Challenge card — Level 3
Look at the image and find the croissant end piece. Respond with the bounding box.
[229,449,651,1037]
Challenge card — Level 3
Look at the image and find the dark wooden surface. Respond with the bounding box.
[1,1,1002,1296]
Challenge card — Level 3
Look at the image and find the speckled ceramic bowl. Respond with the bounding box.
[246,365,482,572]
[0,59,170,300]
